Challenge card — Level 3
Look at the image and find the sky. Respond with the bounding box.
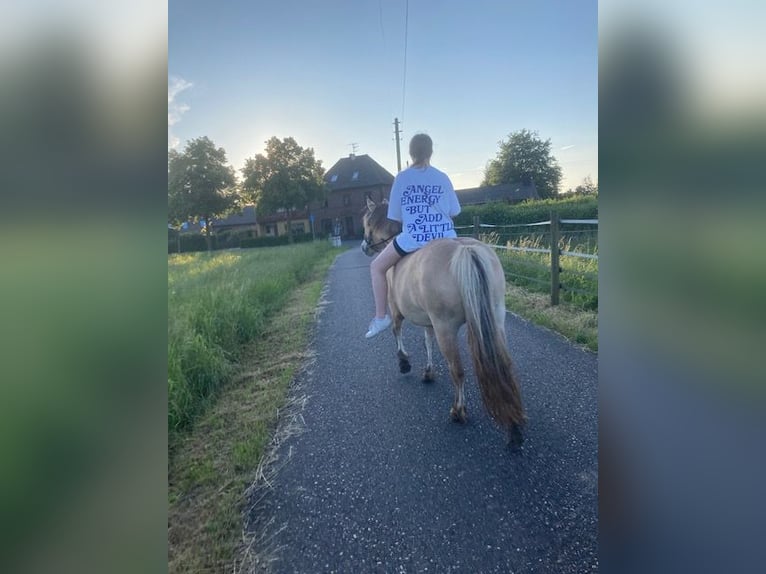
[169,0,597,192]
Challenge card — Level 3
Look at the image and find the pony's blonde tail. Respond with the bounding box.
[450,243,526,431]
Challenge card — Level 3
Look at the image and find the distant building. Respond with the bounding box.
[212,205,259,237]
[177,219,206,234]
[456,182,539,206]
[257,209,310,238]
[311,153,395,238]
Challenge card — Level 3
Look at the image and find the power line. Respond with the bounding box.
[401,0,409,122]
[378,0,386,48]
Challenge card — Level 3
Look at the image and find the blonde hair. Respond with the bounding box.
[409,133,433,166]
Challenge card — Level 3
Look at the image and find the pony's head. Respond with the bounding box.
[360,197,401,256]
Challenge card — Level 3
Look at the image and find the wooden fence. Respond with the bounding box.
[455,211,598,308]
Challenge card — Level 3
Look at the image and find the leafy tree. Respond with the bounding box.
[241,137,327,242]
[168,137,237,251]
[482,129,563,199]
[573,176,598,196]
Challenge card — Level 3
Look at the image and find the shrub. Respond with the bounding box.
[239,232,314,249]
[168,231,317,253]
[454,195,598,227]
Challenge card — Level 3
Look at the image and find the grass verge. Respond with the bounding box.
[505,283,598,352]
[168,247,338,574]
[168,243,334,431]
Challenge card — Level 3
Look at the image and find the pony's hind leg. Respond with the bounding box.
[433,324,466,422]
[422,326,436,383]
[393,313,411,374]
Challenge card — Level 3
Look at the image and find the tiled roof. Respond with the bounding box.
[324,154,395,191]
[456,182,539,205]
[257,210,308,224]
[212,206,257,227]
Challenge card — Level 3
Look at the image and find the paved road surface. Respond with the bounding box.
[247,245,598,573]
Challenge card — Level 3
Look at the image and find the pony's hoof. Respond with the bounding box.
[422,368,435,383]
[399,359,411,374]
[449,406,467,423]
[507,424,524,449]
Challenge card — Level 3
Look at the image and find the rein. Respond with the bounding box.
[364,233,397,252]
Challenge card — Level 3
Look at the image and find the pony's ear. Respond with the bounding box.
[366,197,376,212]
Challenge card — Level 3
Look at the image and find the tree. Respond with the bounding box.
[482,129,563,199]
[168,137,237,251]
[573,176,598,196]
[240,137,327,242]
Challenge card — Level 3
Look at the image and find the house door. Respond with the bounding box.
[345,216,354,237]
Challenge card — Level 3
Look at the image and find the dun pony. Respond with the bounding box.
[362,199,525,445]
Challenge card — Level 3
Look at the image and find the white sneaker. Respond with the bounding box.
[365,315,392,338]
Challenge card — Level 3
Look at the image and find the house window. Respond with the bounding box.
[351,171,359,181]
[330,174,338,182]
[343,195,351,206]
[291,223,305,235]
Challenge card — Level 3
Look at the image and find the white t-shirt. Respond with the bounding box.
[387,165,461,253]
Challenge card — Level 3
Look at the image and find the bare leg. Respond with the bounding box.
[370,242,402,318]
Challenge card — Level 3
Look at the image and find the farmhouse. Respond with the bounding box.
[310,153,395,239]
[212,204,313,239]
[257,209,310,238]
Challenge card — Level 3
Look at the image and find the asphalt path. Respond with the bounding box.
[247,244,598,573]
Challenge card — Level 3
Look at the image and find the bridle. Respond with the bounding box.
[361,203,400,255]
[362,231,396,253]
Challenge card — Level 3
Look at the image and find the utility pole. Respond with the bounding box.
[393,117,402,172]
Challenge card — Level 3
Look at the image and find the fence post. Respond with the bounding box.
[473,215,480,239]
[550,211,560,305]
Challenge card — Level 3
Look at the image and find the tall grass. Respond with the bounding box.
[481,231,598,310]
[453,195,598,310]
[168,243,333,431]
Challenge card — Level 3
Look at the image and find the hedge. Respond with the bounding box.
[239,233,314,248]
[168,231,316,254]
[454,195,598,227]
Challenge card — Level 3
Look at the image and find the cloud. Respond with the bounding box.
[560,144,576,151]
[168,102,189,127]
[168,76,192,104]
[168,76,192,149]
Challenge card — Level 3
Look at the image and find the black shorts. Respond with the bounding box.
[392,237,409,257]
